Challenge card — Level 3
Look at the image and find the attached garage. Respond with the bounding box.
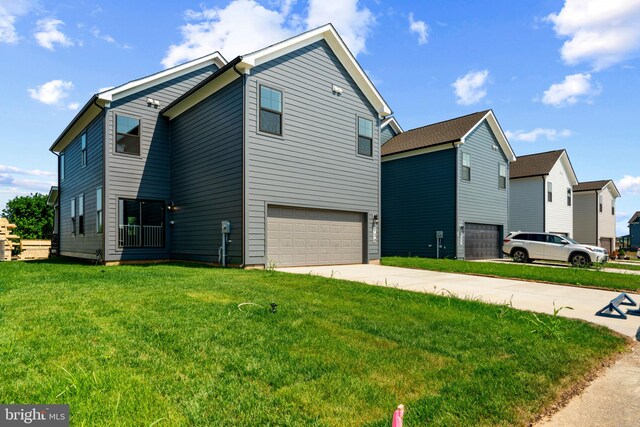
[599,237,613,253]
[464,223,502,260]
[267,206,365,267]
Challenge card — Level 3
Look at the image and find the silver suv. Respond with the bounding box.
[502,232,608,267]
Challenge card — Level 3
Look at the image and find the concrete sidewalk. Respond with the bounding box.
[278,264,640,338]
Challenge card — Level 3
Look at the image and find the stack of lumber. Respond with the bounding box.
[0,218,20,261]
[18,240,51,260]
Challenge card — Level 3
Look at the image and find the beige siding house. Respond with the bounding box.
[573,180,620,252]
[509,149,578,237]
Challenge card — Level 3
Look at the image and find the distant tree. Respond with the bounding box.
[1,193,54,239]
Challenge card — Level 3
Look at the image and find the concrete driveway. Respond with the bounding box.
[278,264,640,338]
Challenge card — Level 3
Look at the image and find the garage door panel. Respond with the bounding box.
[268,206,364,267]
[465,223,501,260]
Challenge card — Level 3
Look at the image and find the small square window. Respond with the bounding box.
[357,117,373,157]
[498,164,506,189]
[462,153,471,181]
[259,86,282,135]
[116,115,140,155]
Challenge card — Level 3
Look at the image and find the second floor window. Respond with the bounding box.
[547,182,553,202]
[612,199,615,215]
[116,115,140,155]
[498,164,507,189]
[357,117,373,157]
[96,187,103,233]
[81,133,87,167]
[462,153,471,181]
[599,195,603,213]
[259,86,282,135]
[60,152,65,181]
[70,198,76,235]
[567,188,572,206]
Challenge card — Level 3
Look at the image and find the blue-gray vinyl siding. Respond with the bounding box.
[103,65,218,261]
[381,149,457,258]
[630,223,640,247]
[509,176,544,234]
[59,114,104,259]
[380,125,397,145]
[244,40,380,265]
[456,120,509,259]
[170,78,243,264]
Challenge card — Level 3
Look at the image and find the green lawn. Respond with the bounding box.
[606,261,640,271]
[0,260,628,426]
[382,257,640,293]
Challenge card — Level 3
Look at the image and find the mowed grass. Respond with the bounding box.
[0,260,627,426]
[382,257,640,293]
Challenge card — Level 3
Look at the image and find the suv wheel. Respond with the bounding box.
[570,253,590,268]
[512,249,528,263]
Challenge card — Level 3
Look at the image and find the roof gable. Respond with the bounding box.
[164,24,391,120]
[629,211,640,224]
[573,179,621,198]
[381,110,515,161]
[510,149,577,185]
[381,117,403,134]
[50,51,227,153]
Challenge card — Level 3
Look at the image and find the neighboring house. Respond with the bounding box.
[572,180,620,252]
[49,25,391,267]
[381,110,516,260]
[509,149,578,237]
[380,117,403,144]
[629,211,640,248]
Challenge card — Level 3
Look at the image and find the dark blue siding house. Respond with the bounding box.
[629,212,640,248]
[49,25,392,267]
[381,110,516,260]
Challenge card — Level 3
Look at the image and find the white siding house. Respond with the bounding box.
[573,180,620,252]
[509,149,578,237]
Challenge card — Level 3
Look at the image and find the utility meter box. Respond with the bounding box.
[221,221,231,234]
[436,231,443,239]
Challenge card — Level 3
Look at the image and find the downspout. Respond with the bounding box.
[542,176,546,232]
[594,190,599,246]
[49,149,60,254]
[232,59,246,267]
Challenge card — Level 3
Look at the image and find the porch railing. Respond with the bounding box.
[118,225,163,248]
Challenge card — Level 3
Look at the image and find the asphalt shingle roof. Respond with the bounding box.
[573,180,612,192]
[381,110,490,156]
[509,149,565,179]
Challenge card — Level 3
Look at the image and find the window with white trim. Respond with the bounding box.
[81,133,87,167]
[599,194,603,213]
[70,198,76,235]
[357,117,373,157]
[567,187,571,206]
[547,182,553,202]
[259,85,282,135]
[78,193,84,235]
[462,153,471,181]
[498,164,506,189]
[96,187,103,233]
[612,198,615,215]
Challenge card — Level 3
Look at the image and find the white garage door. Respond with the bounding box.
[267,206,365,267]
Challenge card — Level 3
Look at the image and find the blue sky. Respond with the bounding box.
[1,0,639,235]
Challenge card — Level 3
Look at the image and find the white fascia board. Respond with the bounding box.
[558,151,578,185]
[50,101,105,153]
[46,186,59,206]
[604,180,621,198]
[381,117,403,134]
[240,24,392,116]
[382,143,453,162]
[164,69,240,120]
[98,52,226,103]
[460,110,516,162]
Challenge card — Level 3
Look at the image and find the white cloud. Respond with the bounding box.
[0,0,35,44]
[27,79,76,109]
[408,12,428,45]
[546,0,640,70]
[505,128,572,142]
[67,102,79,110]
[34,18,74,50]
[306,0,375,56]
[616,175,640,195]
[91,27,115,44]
[541,73,601,107]
[452,70,489,105]
[0,165,55,177]
[162,0,375,68]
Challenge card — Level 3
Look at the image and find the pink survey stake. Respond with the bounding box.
[392,404,404,427]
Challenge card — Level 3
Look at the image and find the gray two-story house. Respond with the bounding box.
[381,110,516,260]
[50,25,391,267]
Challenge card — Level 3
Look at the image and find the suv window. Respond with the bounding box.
[547,235,565,244]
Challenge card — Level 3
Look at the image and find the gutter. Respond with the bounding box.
[595,190,599,245]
